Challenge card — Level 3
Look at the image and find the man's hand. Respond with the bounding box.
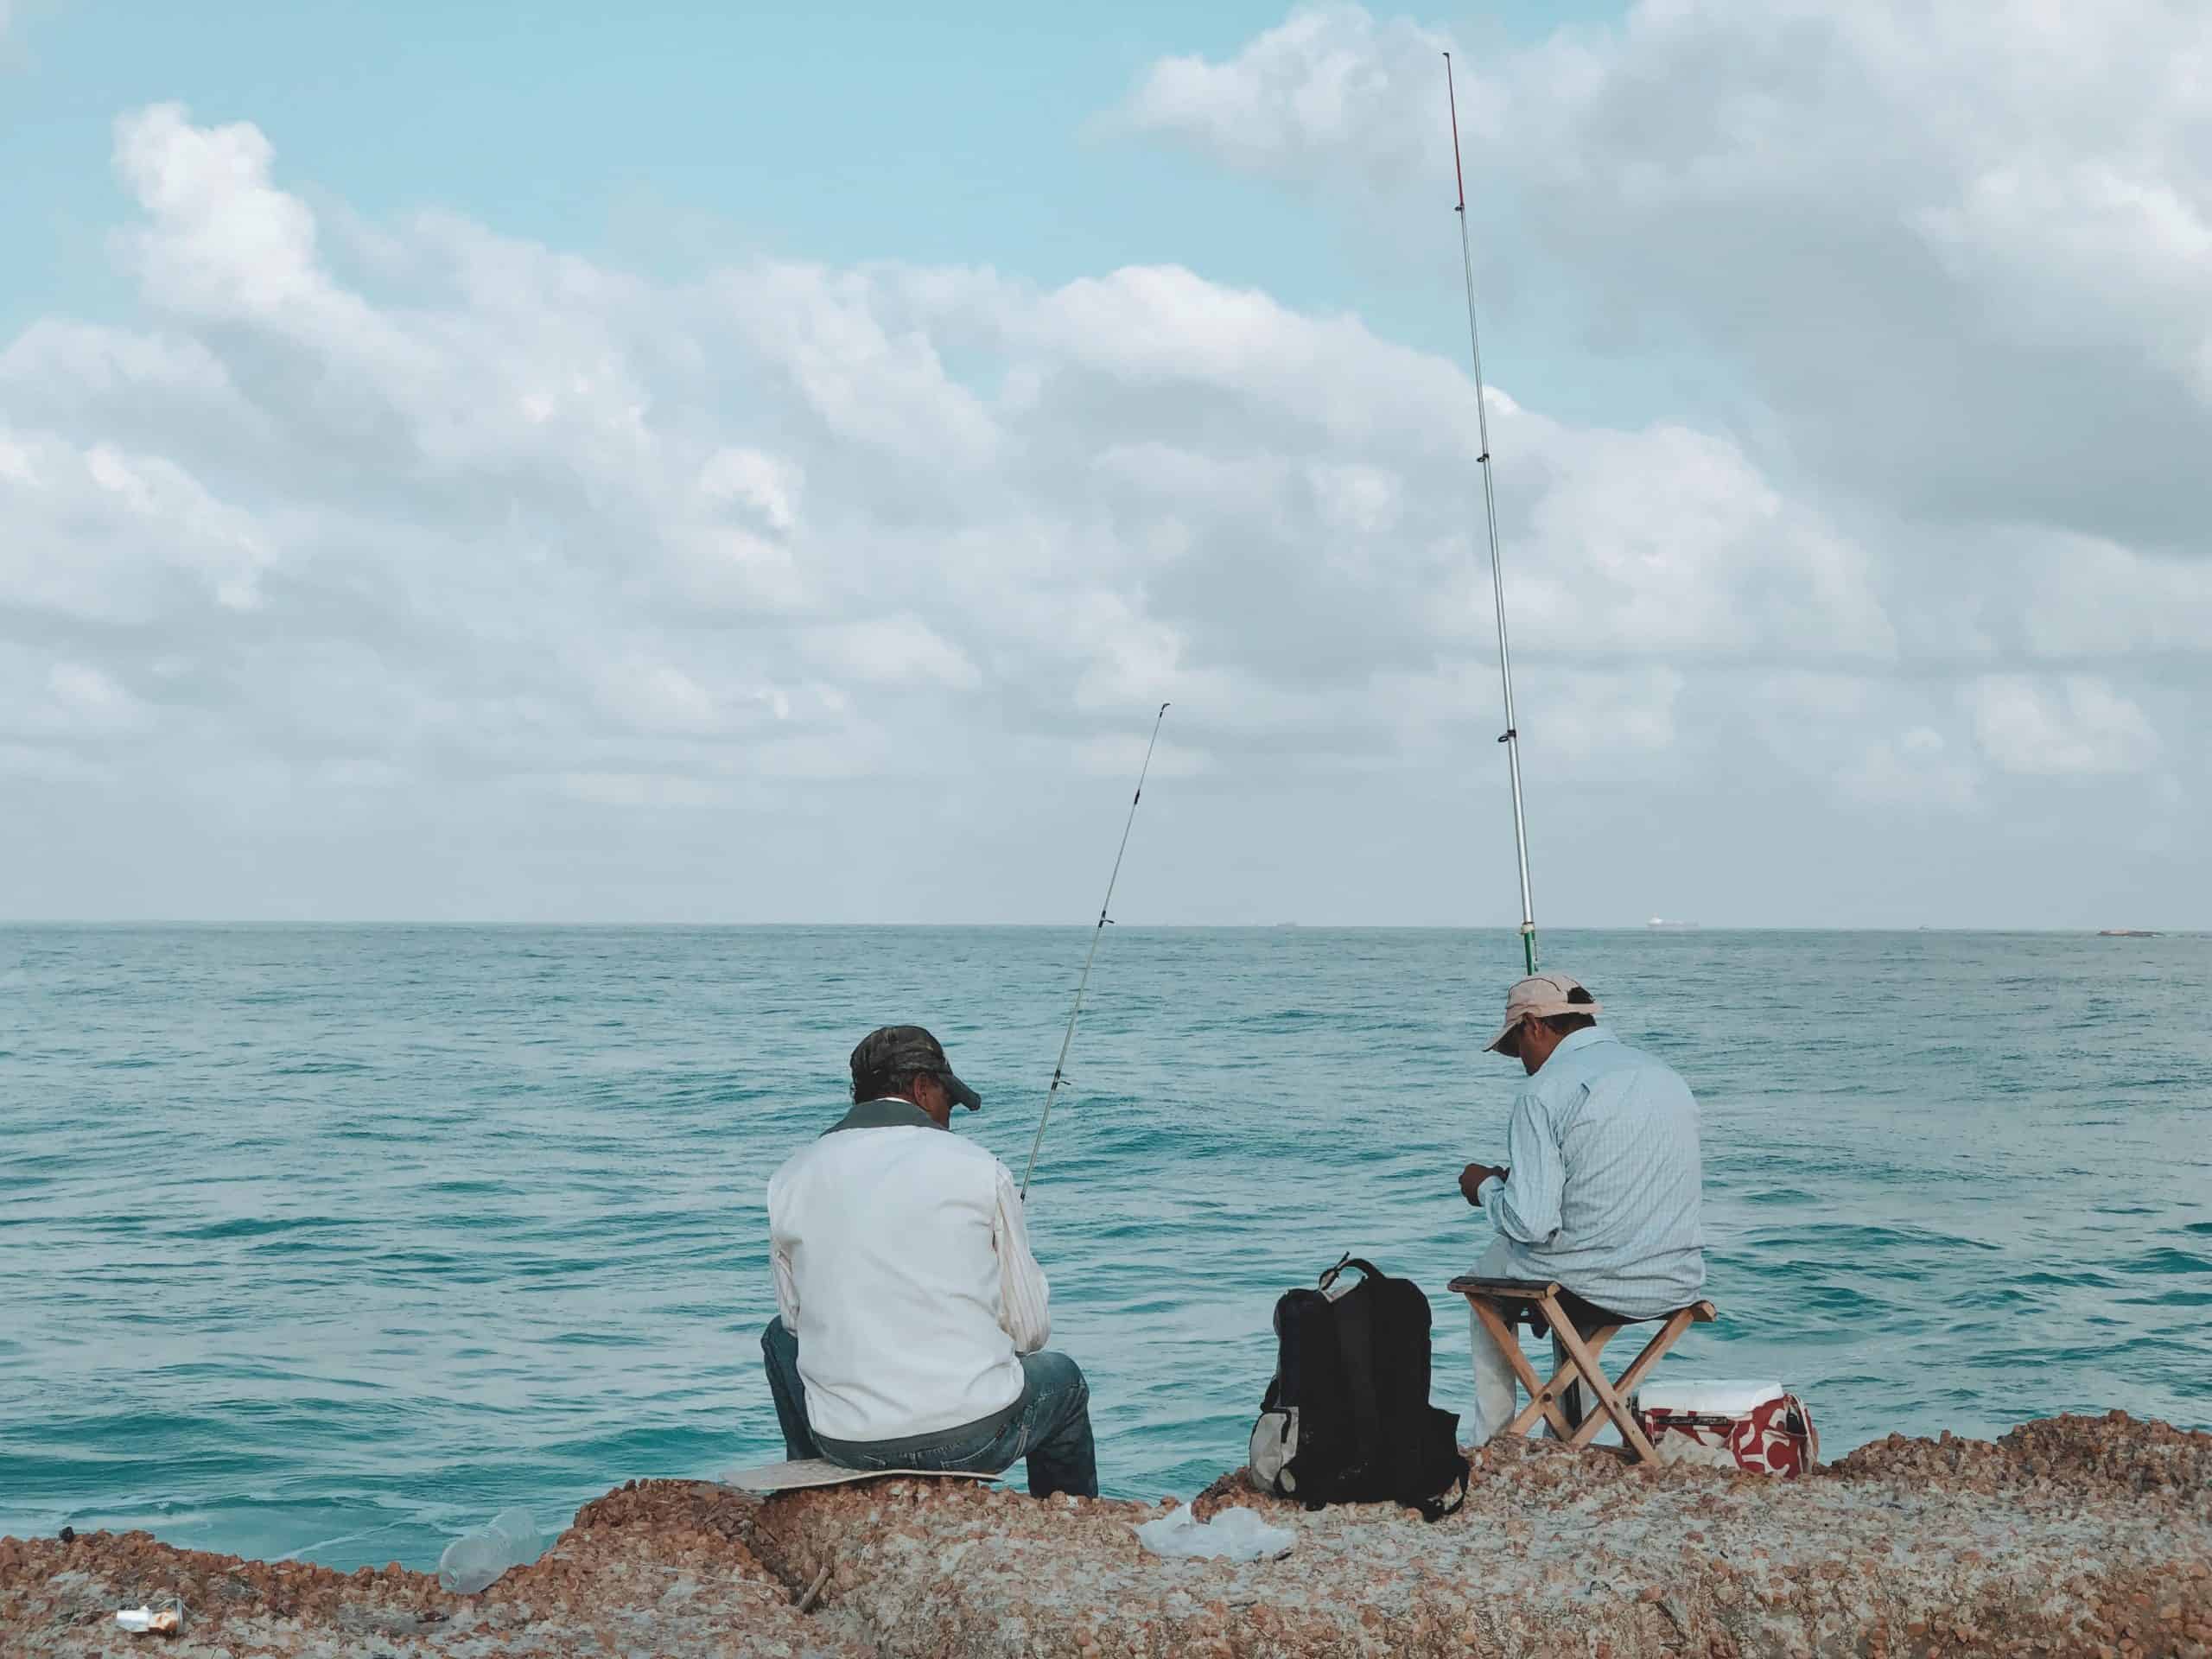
[1460,1162,1508,1206]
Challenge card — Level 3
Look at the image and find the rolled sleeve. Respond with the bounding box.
[992,1162,1052,1354]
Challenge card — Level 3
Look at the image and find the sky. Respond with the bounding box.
[1,0,2206,928]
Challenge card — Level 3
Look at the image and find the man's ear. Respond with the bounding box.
[912,1073,950,1124]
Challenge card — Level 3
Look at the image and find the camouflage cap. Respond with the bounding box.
[849,1024,983,1111]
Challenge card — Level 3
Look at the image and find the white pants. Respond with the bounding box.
[1466,1238,1580,1446]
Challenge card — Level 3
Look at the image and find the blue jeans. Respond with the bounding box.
[761,1317,1098,1498]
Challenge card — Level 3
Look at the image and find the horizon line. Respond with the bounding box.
[0,920,2197,934]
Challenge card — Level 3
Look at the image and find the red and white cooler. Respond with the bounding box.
[1631,1380,1819,1477]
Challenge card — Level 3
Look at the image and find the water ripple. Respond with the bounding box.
[2,924,2208,1573]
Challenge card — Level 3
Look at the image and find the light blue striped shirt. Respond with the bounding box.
[1475,1026,1706,1320]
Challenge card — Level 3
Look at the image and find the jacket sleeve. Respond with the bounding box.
[991,1161,1052,1354]
[767,1176,800,1329]
[1488,1088,1567,1249]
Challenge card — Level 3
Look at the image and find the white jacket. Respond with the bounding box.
[768,1099,1052,1444]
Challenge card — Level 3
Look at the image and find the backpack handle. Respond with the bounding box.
[1317,1254,1383,1294]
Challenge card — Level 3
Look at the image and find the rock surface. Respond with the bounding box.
[5,1414,2208,1657]
[0,1481,866,1659]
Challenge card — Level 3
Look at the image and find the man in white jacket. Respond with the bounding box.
[762,1025,1097,1497]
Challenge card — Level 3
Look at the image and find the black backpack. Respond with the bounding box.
[1248,1255,1470,1522]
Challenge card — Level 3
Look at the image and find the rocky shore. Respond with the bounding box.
[5,1413,2207,1657]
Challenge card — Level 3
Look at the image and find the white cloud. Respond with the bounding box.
[0,321,242,405]
[117,105,356,327]
[0,428,271,618]
[0,650,147,742]
[2012,532,2212,658]
[589,660,765,738]
[715,262,1001,468]
[1123,5,1453,186]
[40,104,1745,837]
[799,619,982,690]
[1070,731,1210,781]
[1502,413,1895,660]
[45,662,145,732]
[1967,676,2162,777]
[1100,1,2209,908]
[1123,2,2212,552]
[0,81,2200,922]
[1531,664,1684,763]
[1839,728,1977,810]
[698,447,802,533]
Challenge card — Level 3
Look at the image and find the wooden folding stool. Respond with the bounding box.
[1447,1274,1717,1464]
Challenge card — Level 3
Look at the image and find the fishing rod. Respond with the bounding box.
[1442,51,1539,976]
[1020,702,1170,1199]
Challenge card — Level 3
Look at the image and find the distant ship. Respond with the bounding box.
[2097,928,2160,938]
[1646,917,1700,931]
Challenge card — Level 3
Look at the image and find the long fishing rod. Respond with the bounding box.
[1443,52,1539,976]
[1020,702,1170,1199]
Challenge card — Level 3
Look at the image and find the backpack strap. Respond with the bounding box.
[1414,1460,1469,1523]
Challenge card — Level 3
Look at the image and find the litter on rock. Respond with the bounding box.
[115,1599,184,1634]
[1135,1503,1294,1561]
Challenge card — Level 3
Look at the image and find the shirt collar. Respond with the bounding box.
[822,1096,946,1136]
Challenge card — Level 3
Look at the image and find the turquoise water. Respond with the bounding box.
[3,925,2208,1573]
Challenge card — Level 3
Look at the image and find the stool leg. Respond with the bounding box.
[1523,1350,1588,1440]
[1466,1296,1576,1440]
[1608,1308,1697,1405]
[1554,1325,1620,1444]
[1548,1315,1659,1462]
[1564,1308,1699,1452]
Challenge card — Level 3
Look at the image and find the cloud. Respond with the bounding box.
[0,428,271,619]
[1838,728,1977,811]
[697,447,802,534]
[1103,2,2209,910]
[1123,3,2212,554]
[11,106,1879,755]
[1967,676,2162,778]
[0,650,145,747]
[2011,531,2212,659]
[0,76,2202,922]
[1501,412,1895,661]
[1123,6,1453,188]
[1069,730,1210,781]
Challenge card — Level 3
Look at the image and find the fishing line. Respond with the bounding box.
[1020,702,1170,1199]
[1443,52,1540,976]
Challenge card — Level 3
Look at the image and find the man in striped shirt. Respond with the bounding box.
[763,1025,1096,1497]
[1459,974,1706,1444]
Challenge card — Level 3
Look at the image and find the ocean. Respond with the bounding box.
[3,925,2207,1573]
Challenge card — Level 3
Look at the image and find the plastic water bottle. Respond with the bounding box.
[436,1508,539,1594]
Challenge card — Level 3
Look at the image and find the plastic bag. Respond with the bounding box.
[438,1507,541,1594]
[1134,1503,1294,1561]
[115,1601,183,1635]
